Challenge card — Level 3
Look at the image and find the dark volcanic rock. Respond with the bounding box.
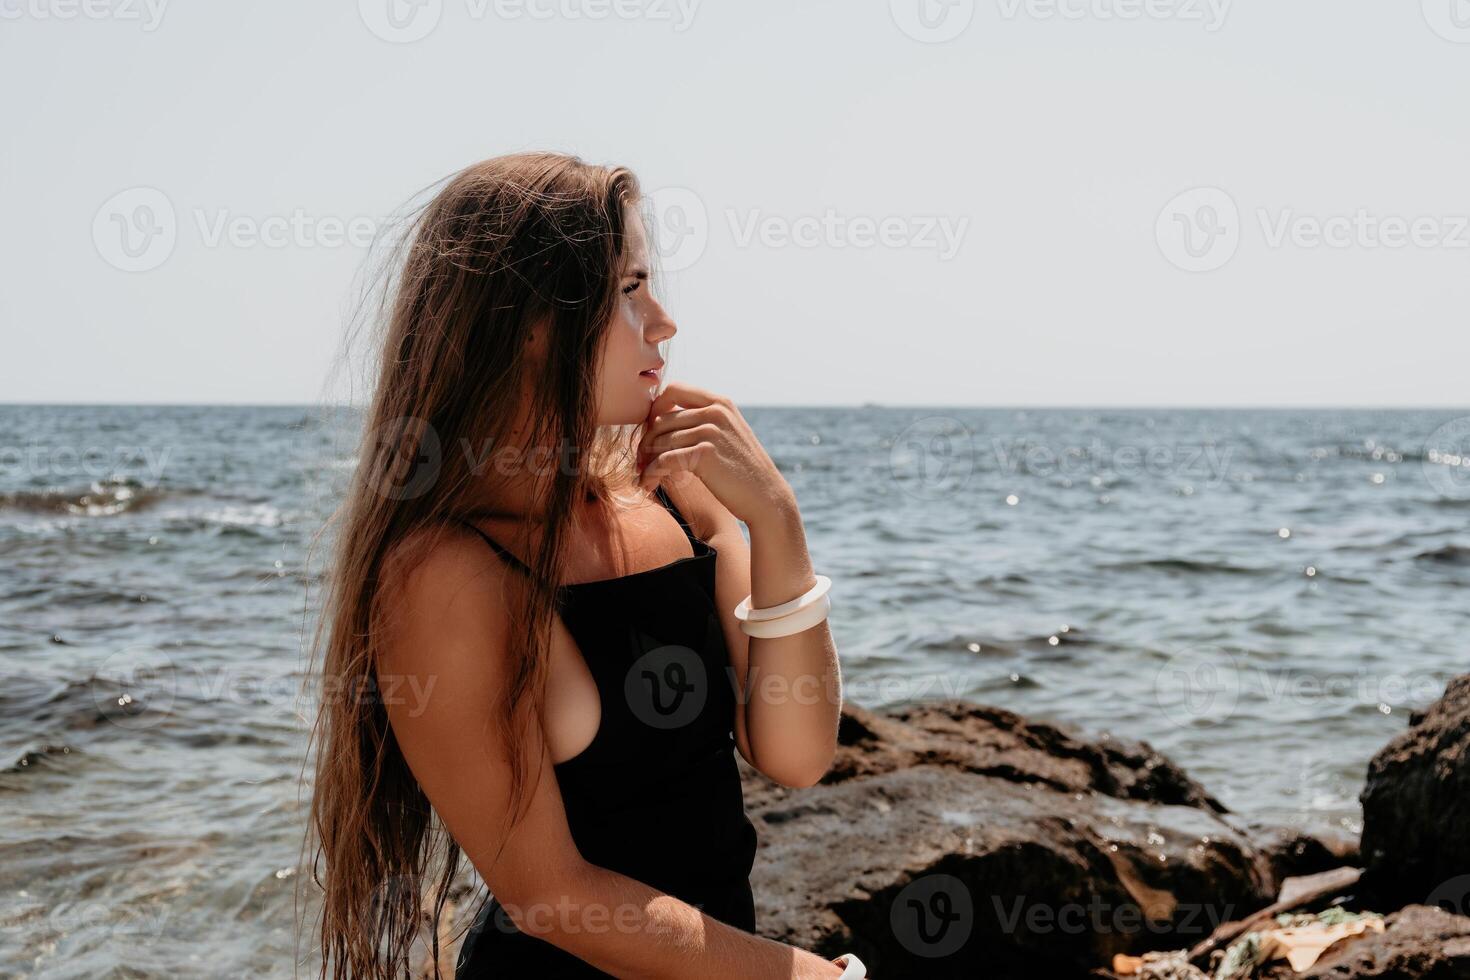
[744,700,1276,978]
[1359,674,1470,911]
[1290,905,1470,979]
[740,699,1230,816]
[1248,822,1362,886]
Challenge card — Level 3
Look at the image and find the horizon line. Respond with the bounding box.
[1,401,1468,412]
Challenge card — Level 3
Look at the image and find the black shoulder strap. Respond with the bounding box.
[455,518,532,575]
[459,489,698,574]
[654,484,700,549]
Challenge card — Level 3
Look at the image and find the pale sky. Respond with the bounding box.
[3,0,1468,406]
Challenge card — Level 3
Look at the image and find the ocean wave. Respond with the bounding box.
[1098,558,1265,576]
[1029,626,1085,647]
[968,672,1042,693]
[912,633,1017,656]
[1415,544,1470,565]
[8,585,158,611]
[910,625,1085,656]
[2,743,75,776]
[0,477,163,517]
[1332,443,1418,464]
[197,503,286,529]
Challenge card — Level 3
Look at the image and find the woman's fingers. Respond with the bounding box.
[639,405,733,469]
[648,380,721,420]
[643,415,722,454]
[636,443,711,490]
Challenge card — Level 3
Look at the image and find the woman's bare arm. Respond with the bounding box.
[375,528,844,979]
[666,475,841,790]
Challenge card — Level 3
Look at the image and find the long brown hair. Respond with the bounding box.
[303,152,644,978]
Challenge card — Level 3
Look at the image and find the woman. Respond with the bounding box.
[306,152,852,978]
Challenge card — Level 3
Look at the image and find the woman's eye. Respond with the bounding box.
[622,280,642,296]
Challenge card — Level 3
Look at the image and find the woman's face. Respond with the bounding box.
[595,204,676,426]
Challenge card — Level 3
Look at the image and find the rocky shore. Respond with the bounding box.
[421,674,1470,978]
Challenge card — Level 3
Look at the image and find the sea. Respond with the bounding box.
[2,404,1468,977]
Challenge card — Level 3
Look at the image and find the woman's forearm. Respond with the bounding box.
[508,861,843,979]
[743,497,842,787]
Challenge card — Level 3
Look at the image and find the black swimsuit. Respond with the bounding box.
[453,485,759,978]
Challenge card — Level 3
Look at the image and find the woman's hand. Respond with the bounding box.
[636,380,794,526]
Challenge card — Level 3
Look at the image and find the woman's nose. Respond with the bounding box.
[645,300,677,343]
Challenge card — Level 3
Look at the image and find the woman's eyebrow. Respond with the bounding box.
[624,267,650,280]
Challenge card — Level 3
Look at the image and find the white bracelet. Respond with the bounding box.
[738,593,831,638]
[734,574,832,623]
[832,952,867,979]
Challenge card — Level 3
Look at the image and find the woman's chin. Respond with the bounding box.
[599,400,655,427]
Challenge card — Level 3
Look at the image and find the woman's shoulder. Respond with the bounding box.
[376,522,519,651]
[370,521,529,710]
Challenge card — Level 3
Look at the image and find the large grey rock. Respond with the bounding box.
[744,700,1279,978]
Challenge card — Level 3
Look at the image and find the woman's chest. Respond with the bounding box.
[540,559,733,768]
